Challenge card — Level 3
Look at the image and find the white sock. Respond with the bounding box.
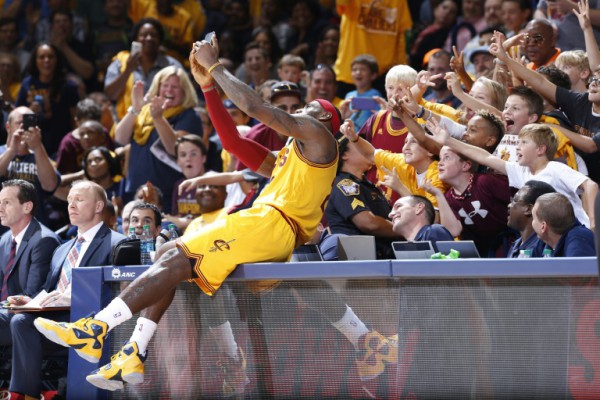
[95,297,133,331]
[331,305,369,350]
[129,317,158,355]
[210,321,239,359]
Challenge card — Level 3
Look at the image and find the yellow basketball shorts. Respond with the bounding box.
[177,204,296,296]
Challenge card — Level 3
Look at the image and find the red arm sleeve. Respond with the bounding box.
[204,88,270,171]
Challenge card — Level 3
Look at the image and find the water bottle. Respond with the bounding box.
[128,227,137,240]
[168,224,178,240]
[140,224,155,265]
[518,249,532,258]
[542,249,552,258]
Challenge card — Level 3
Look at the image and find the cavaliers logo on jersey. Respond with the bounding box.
[209,239,236,252]
[337,179,360,196]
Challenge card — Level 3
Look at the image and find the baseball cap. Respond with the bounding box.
[469,46,491,63]
[270,81,302,103]
[422,48,442,67]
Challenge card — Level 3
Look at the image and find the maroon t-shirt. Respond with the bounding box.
[55,129,114,174]
[359,110,409,204]
[235,123,287,171]
[445,173,512,256]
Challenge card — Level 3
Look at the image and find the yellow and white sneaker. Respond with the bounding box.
[34,316,108,363]
[86,342,145,391]
[355,331,398,380]
[219,348,250,398]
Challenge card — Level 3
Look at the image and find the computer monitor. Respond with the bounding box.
[290,244,323,262]
[435,240,481,258]
[337,236,376,261]
[392,241,434,260]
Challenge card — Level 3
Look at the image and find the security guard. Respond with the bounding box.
[320,137,399,260]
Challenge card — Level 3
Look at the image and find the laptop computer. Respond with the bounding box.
[290,244,324,262]
[435,240,481,258]
[391,241,434,260]
[337,236,376,261]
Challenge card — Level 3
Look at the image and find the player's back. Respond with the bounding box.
[254,140,338,246]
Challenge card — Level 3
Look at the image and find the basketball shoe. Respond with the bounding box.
[86,342,145,391]
[34,316,108,363]
[219,348,250,398]
[355,331,398,380]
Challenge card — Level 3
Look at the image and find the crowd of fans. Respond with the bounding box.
[0,0,600,398]
[0,0,597,260]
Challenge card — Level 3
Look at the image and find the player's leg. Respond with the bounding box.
[41,206,294,391]
[33,242,191,364]
[204,285,249,396]
[86,287,179,391]
[296,281,398,381]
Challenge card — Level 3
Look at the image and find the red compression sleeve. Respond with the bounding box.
[204,88,270,171]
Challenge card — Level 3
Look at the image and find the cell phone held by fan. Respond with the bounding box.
[22,114,38,130]
[204,31,215,45]
[131,41,142,56]
[351,97,378,111]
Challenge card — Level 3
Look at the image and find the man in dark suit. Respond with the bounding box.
[6,180,125,399]
[0,179,61,346]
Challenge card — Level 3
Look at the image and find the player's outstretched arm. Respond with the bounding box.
[193,38,329,146]
[189,48,276,176]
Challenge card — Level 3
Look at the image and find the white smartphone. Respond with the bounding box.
[131,41,142,55]
[204,31,215,45]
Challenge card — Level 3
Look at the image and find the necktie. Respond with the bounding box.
[0,240,17,300]
[57,237,85,293]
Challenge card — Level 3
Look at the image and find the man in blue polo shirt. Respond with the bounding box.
[532,192,595,257]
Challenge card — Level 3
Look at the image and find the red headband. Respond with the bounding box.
[315,99,340,135]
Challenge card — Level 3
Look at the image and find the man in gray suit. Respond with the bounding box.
[7,181,125,399]
[0,179,61,346]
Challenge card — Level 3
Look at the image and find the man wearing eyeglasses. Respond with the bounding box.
[506,180,555,258]
[524,19,561,70]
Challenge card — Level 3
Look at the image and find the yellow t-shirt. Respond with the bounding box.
[539,117,578,171]
[334,0,412,84]
[374,150,448,206]
[184,208,229,236]
[129,0,195,64]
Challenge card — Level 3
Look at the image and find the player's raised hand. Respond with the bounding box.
[189,46,212,87]
[193,35,220,70]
